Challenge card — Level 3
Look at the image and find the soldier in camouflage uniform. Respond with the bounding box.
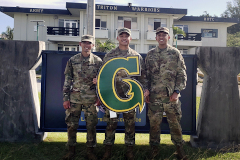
[62,35,103,160]
[145,27,188,160]
[100,28,148,160]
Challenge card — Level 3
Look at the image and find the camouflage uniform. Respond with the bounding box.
[145,44,187,146]
[63,52,102,147]
[102,47,147,146]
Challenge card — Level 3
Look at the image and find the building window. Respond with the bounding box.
[95,16,107,30]
[59,19,79,28]
[58,44,63,51]
[58,44,79,51]
[118,16,138,29]
[149,45,156,50]
[148,18,167,31]
[58,19,79,36]
[174,25,188,33]
[201,29,218,38]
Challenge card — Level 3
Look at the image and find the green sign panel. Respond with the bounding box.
[97,56,144,113]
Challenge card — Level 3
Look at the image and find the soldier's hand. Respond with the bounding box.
[144,89,149,97]
[93,77,97,84]
[63,101,71,109]
[170,92,178,102]
[95,98,101,106]
[145,95,150,103]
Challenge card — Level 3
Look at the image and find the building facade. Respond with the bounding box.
[0,2,238,54]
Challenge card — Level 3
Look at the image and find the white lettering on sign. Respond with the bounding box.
[132,7,160,13]
[30,9,43,13]
[204,17,215,21]
[95,4,160,12]
[97,5,117,10]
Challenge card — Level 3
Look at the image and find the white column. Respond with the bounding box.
[80,11,84,37]
[168,16,174,46]
[87,0,95,37]
[140,14,145,53]
[111,12,115,41]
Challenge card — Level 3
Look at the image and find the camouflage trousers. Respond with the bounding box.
[148,99,184,146]
[65,103,98,147]
[103,109,136,146]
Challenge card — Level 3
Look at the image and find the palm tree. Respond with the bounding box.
[1,26,14,40]
[95,39,116,52]
[172,26,186,48]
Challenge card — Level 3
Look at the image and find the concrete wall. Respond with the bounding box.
[0,40,46,142]
[191,47,240,148]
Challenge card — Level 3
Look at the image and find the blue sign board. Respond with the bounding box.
[40,51,197,134]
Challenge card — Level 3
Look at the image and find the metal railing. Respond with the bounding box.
[177,33,202,41]
[95,27,108,30]
[47,27,79,36]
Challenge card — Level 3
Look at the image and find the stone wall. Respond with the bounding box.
[191,47,240,148]
[0,40,46,142]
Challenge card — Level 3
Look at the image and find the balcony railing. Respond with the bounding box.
[95,27,109,38]
[177,33,202,41]
[47,27,79,36]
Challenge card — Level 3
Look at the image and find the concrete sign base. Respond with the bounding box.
[0,40,46,142]
[191,47,240,149]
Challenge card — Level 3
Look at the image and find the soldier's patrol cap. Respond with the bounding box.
[81,35,94,43]
[156,27,169,34]
[118,28,131,36]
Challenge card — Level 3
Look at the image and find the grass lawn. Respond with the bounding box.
[1,97,240,159]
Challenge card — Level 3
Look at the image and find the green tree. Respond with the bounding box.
[1,26,14,40]
[221,0,240,34]
[95,39,116,52]
[199,11,218,17]
[227,32,240,47]
[172,26,186,47]
[172,26,186,37]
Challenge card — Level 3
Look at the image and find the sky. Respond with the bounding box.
[0,0,233,34]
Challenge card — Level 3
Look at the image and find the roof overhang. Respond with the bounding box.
[66,2,187,17]
[0,6,71,18]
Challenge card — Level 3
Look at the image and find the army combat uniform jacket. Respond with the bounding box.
[145,44,187,102]
[63,53,103,104]
[145,44,187,146]
[102,47,147,146]
[103,47,147,95]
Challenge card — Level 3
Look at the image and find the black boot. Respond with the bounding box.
[150,145,159,159]
[176,144,188,160]
[62,146,75,160]
[101,145,112,160]
[125,146,134,160]
[87,147,98,160]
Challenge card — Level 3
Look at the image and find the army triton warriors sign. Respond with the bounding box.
[40,51,196,134]
[97,56,144,113]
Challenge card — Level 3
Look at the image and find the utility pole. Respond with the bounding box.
[87,0,95,38]
[30,20,45,41]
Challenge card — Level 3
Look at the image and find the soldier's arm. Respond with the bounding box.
[63,59,73,102]
[174,53,187,92]
[137,56,148,90]
[93,58,103,84]
[144,54,151,90]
